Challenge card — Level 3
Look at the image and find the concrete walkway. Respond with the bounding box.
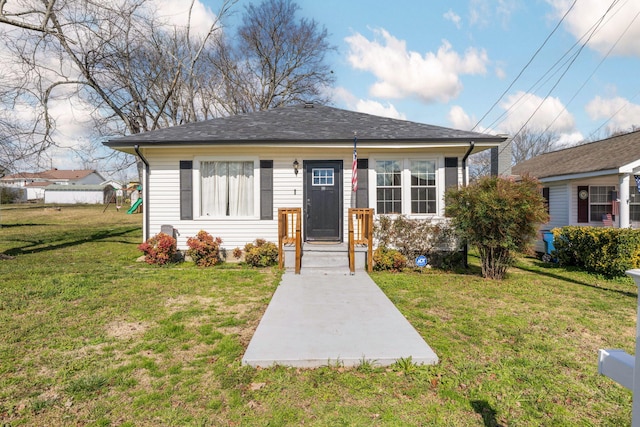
[242,269,439,368]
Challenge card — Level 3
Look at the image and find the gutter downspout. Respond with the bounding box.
[461,140,475,186]
[461,141,475,268]
[134,145,150,241]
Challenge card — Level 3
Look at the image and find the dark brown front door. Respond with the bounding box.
[304,160,342,242]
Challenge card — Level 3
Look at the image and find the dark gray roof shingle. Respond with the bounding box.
[104,103,505,147]
[512,130,640,179]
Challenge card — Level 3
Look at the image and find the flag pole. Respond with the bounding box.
[351,132,358,208]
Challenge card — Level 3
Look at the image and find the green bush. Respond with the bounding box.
[552,226,640,277]
[374,215,460,268]
[445,175,549,280]
[243,239,278,267]
[138,232,177,265]
[186,230,223,267]
[373,246,407,272]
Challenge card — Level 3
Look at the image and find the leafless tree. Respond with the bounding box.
[0,0,236,174]
[511,127,560,165]
[214,0,335,114]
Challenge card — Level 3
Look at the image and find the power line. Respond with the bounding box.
[471,0,577,132]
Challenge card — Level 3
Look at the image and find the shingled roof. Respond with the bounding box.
[512,130,640,180]
[104,103,505,147]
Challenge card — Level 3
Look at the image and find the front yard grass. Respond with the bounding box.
[0,204,635,426]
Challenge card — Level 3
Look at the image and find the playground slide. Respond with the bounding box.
[127,198,143,214]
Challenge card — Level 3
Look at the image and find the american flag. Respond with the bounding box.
[635,175,640,194]
[352,135,358,192]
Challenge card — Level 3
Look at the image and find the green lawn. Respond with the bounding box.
[0,204,635,426]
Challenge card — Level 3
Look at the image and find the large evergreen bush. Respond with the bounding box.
[445,175,549,279]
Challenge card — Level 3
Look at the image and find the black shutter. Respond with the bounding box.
[356,158,368,208]
[444,157,458,190]
[179,161,193,220]
[260,160,273,220]
[542,187,550,214]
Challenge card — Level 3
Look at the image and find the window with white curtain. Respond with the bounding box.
[200,161,254,217]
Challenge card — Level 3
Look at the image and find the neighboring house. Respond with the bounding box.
[1,168,106,201]
[512,130,640,252]
[44,184,115,205]
[104,103,507,249]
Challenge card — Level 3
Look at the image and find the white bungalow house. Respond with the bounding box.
[512,130,640,252]
[103,104,506,253]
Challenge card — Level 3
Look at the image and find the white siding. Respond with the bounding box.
[44,190,104,204]
[140,146,484,250]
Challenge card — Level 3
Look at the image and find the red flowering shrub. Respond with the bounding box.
[138,232,177,265]
[186,230,223,267]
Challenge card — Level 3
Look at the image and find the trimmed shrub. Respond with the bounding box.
[373,246,407,272]
[445,175,549,280]
[186,230,223,267]
[244,239,278,267]
[374,215,460,268]
[552,226,640,277]
[138,232,177,265]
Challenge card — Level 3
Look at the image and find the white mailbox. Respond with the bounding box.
[598,268,640,426]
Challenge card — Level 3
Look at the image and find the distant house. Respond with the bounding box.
[0,169,105,201]
[512,130,640,251]
[104,103,507,249]
[44,184,116,205]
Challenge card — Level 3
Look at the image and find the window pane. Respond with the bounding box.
[410,160,436,214]
[376,160,402,214]
[201,160,253,217]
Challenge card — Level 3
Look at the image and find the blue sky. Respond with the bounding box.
[6,0,640,171]
[229,0,640,146]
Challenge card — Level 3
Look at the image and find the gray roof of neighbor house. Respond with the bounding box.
[512,130,640,180]
[104,103,506,148]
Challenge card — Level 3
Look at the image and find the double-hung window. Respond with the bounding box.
[375,159,438,215]
[589,185,615,222]
[630,185,640,222]
[410,160,436,214]
[375,160,402,214]
[200,161,254,217]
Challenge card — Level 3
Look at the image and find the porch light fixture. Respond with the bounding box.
[293,159,299,176]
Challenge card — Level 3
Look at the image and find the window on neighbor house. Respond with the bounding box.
[630,185,640,222]
[375,160,402,214]
[410,160,436,214]
[200,161,254,217]
[589,185,615,222]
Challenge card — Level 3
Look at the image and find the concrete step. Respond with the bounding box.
[283,243,369,271]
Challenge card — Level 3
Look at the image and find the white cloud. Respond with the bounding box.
[355,100,406,120]
[546,0,640,56]
[497,91,575,133]
[448,105,475,130]
[585,95,640,132]
[444,9,462,29]
[469,0,517,28]
[345,29,489,103]
[152,0,218,37]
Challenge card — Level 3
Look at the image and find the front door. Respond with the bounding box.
[304,160,342,242]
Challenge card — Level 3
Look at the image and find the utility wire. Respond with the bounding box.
[542,0,640,137]
[471,0,577,132]
[509,0,620,141]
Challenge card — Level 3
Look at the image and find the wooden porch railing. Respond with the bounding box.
[278,208,302,274]
[348,208,374,273]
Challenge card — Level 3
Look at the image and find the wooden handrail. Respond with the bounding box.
[278,208,302,274]
[348,208,374,273]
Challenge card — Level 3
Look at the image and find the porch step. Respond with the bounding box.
[302,243,349,269]
[283,243,369,271]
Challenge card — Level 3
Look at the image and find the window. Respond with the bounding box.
[375,160,402,214]
[631,185,640,222]
[312,168,334,186]
[410,160,436,214]
[589,185,615,222]
[200,161,254,217]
